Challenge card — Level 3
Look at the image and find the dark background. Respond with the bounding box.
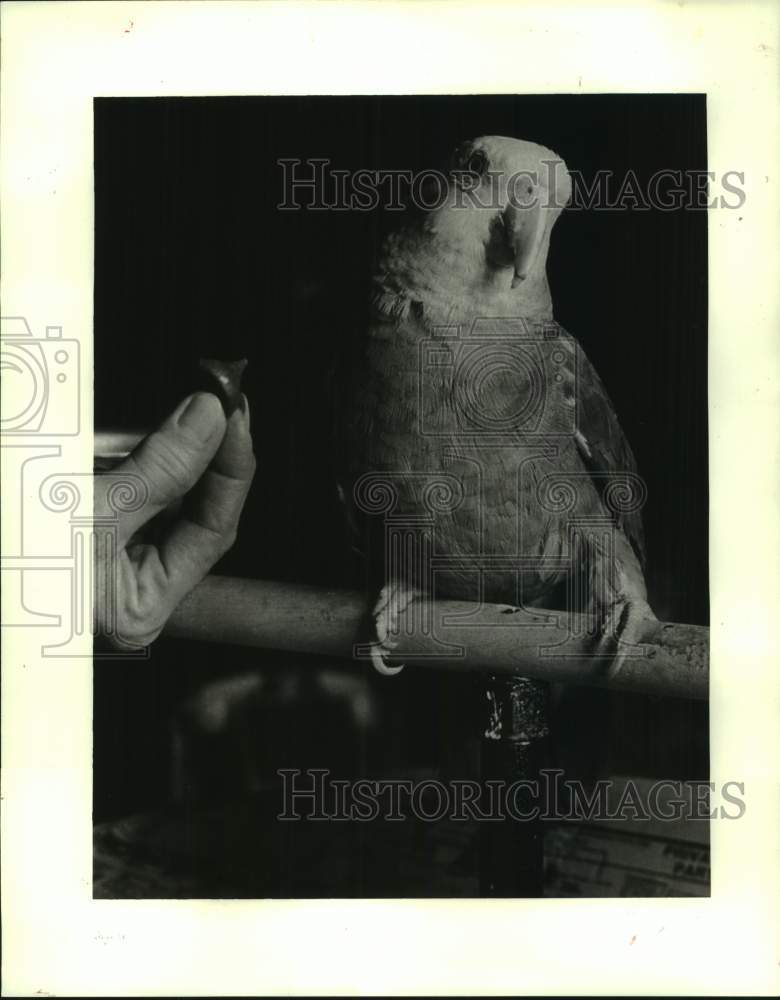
[93,97,709,879]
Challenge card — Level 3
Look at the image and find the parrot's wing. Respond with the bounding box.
[568,330,647,568]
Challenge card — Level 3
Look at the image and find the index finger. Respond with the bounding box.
[95,392,227,546]
[154,395,256,602]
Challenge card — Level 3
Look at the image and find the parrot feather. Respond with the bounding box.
[332,136,655,672]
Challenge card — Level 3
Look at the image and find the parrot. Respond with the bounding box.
[334,135,656,677]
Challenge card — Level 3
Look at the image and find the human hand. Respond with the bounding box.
[94,391,255,650]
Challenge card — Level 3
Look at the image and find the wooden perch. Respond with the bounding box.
[165,576,708,701]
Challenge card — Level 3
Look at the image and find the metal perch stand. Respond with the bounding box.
[163,576,707,896]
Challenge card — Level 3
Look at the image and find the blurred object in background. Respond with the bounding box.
[170,664,378,805]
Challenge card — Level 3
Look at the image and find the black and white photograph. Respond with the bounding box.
[2,3,778,996]
[92,93,711,900]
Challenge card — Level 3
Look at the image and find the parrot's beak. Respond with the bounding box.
[504,200,548,288]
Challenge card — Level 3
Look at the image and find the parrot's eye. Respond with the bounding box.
[466,149,489,176]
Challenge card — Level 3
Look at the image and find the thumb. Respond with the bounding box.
[101,392,227,545]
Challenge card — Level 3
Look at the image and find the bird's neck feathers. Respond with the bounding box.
[371,214,554,333]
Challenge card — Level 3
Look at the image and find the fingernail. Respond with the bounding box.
[174,392,224,437]
[238,393,251,430]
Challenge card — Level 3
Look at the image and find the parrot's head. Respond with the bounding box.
[444,135,571,287]
[374,136,571,325]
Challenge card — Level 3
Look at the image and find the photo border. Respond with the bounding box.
[2,1,778,995]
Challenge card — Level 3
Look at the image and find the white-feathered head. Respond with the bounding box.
[375,136,572,324]
[442,135,571,287]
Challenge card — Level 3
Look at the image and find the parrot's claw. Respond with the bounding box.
[595,598,657,679]
[369,581,420,677]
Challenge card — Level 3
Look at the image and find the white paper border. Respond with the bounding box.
[2,1,779,995]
